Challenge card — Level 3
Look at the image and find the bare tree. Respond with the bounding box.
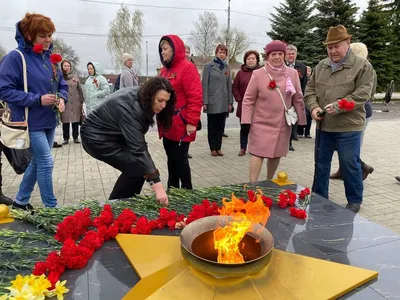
[52,38,81,74]
[218,27,251,63]
[189,12,219,59]
[107,4,143,73]
[0,44,7,62]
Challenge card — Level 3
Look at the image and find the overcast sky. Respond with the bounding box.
[0,0,368,75]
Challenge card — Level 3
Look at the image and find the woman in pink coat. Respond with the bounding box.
[241,40,306,182]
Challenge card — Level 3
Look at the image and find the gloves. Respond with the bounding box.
[241,123,251,135]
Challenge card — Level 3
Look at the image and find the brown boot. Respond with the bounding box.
[211,150,218,157]
[361,161,374,180]
[238,149,246,156]
[330,168,342,180]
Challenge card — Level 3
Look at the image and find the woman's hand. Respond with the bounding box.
[57,99,65,112]
[203,104,207,112]
[41,94,57,106]
[186,124,196,136]
[228,104,233,113]
[152,182,169,205]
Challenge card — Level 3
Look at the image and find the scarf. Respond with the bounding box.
[62,71,74,80]
[266,62,296,95]
[245,64,258,70]
[330,48,351,72]
[213,57,226,71]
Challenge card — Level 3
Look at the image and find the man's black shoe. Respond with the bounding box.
[222,133,228,138]
[187,153,193,159]
[289,145,295,151]
[53,142,62,148]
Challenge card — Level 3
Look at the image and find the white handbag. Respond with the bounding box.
[264,68,298,126]
[0,49,30,149]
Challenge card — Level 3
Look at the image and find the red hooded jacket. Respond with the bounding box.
[158,35,202,142]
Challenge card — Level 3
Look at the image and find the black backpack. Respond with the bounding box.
[113,74,121,92]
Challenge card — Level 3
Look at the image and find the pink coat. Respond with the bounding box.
[241,64,306,158]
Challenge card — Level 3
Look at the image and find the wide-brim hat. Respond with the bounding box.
[323,25,352,45]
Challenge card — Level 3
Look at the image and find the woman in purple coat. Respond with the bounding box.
[241,41,306,182]
[232,50,261,156]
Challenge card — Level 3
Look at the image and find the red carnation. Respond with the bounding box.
[32,44,43,54]
[338,99,355,111]
[289,207,307,219]
[50,53,63,64]
[33,262,48,276]
[278,195,288,209]
[247,190,256,202]
[268,79,277,90]
[261,195,273,208]
[299,187,311,199]
[47,271,61,289]
[79,230,104,251]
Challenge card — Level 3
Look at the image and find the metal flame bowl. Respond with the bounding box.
[180,216,274,277]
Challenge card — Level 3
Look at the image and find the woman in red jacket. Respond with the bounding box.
[232,50,261,156]
[158,35,202,189]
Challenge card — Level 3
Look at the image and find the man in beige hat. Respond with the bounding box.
[304,25,374,213]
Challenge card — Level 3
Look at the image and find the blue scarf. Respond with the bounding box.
[330,48,351,72]
[213,57,226,71]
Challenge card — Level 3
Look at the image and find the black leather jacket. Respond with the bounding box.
[80,87,159,181]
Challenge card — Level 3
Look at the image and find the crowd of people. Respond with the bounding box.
[0,12,394,215]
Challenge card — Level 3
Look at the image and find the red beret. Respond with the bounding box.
[265,40,287,55]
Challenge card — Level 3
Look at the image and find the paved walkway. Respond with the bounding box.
[2,118,400,233]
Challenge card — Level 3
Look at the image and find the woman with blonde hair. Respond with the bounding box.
[330,42,375,181]
[241,40,306,182]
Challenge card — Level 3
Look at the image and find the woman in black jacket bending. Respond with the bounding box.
[81,77,176,205]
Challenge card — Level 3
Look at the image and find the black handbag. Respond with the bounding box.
[2,144,32,174]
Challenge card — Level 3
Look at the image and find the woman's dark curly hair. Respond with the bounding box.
[138,77,176,130]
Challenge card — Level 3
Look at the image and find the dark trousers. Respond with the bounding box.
[207,113,226,151]
[62,122,79,141]
[81,136,145,200]
[290,124,298,143]
[240,123,249,150]
[298,109,312,136]
[314,130,363,203]
[162,138,192,189]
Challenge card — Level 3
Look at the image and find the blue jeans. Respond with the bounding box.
[314,130,363,204]
[16,128,57,207]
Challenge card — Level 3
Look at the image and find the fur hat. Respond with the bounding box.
[264,40,287,56]
[121,53,133,64]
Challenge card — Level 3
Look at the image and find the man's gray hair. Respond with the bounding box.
[287,45,298,52]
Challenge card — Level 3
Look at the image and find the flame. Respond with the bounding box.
[213,191,271,264]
